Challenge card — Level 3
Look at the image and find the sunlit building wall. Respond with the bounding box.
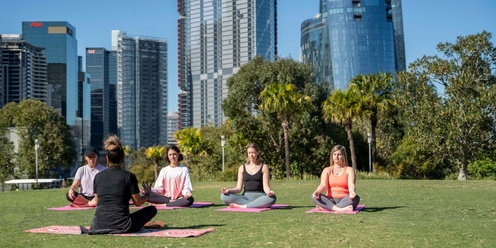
[177,0,277,128]
[112,30,168,150]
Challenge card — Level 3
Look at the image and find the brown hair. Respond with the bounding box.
[245,143,260,163]
[104,135,125,167]
[330,145,349,167]
[164,145,184,163]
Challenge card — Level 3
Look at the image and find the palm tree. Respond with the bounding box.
[145,146,166,180]
[350,72,393,172]
[174,127,206,165]
[259,82,312,179]
[322,89,361,170]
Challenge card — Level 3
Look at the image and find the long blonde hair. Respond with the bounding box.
[330,145,349,167]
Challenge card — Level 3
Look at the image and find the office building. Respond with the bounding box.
[177,0,278,128]
[300,0,405,90]
[166,112,179,145]
[85,47,111,149]
[22,21,78,125]
[1,34,48,106]
[112,30,168,150]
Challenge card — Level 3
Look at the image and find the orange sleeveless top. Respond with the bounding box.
[326,167,349,198]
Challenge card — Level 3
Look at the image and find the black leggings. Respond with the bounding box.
[147,192,194,207]
[128,206,158,233]
[65,191,93,202]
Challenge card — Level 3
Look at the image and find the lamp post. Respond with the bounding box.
[367,133,372,173]
[221,135,226,172]
[35,139,39,189]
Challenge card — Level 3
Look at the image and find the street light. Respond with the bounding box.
[367,133,372,173]
[221,135,226,172]
[35,139,39,189]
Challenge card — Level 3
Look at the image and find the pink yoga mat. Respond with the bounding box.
[47,205,94,211]
[25,226,215,237]
[217,203,290,212]
[305,204,365,214]
[132,202,214,210]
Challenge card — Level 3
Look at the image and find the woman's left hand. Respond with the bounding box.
[184,192,192,198]
[349,191,356,199]
[141,182,152,196]
[267,190,275,197]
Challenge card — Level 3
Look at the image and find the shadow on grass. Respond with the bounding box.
[360,206,404,212]
[171,224,225,229]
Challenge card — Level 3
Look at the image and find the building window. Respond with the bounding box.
[354,14,362,22]
[352,0,361,7]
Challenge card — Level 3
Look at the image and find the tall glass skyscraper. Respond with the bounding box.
[301,0,405,90]
[177,0,278,128]
[1,34,48,106]
[22,21,78,125]
[112,30,168,150]
[86,47,111,149]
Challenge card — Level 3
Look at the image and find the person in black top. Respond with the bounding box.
[220,143,277,208]
[80,135,157,234]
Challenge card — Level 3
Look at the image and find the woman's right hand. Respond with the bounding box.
[68,188,76,200]
[312,191,320,199]
[221,188,229,194]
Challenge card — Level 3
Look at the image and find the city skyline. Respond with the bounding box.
[1,0,495,112]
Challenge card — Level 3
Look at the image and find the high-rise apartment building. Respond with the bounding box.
[112,30,168,150]
[1,34,48,106]
[22,21,78,125]
[85,47,111,149]
[177,0,278,128]
[166,111,179,145]
[301,0,405,90]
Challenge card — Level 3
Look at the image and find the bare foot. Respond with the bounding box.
[332,205,353,212]
[70,203,89,208]
[144,221,165,229]
[150,203,167,207]
[229,203,246,208]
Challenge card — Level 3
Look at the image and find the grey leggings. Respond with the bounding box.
[311,194,360,210]
[220,191,277,208]
[147,192,194,207]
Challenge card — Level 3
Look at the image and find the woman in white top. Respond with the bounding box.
[147,145,194,207]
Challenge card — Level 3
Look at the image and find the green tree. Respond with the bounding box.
[414,31,496,180]
[322,89,361,170]
[0,111,16,183]
[222,56,330,178]
[259,82,312,179]
[350,72,394,172]
[389,70,447,178]
[1,100,76,178]
[145,146,166,180]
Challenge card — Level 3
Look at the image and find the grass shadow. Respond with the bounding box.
[360,206,404,212]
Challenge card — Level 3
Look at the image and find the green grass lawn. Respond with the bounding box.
[1,179,495,247]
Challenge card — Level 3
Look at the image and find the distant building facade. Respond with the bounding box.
[22,21,79,125]
[112,30,168,150]
[177,0,278,128]
[300,0,406,90]
[85,47,111,149]
[166,112,179,145]
[1,34,48,106]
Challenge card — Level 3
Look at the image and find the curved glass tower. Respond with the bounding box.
[301,0,405,90]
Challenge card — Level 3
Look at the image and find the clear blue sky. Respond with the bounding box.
[1,0,495,112]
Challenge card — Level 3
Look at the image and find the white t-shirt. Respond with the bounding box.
[74,164,106,197]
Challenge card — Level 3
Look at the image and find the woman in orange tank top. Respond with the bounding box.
[311,145,360,211]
